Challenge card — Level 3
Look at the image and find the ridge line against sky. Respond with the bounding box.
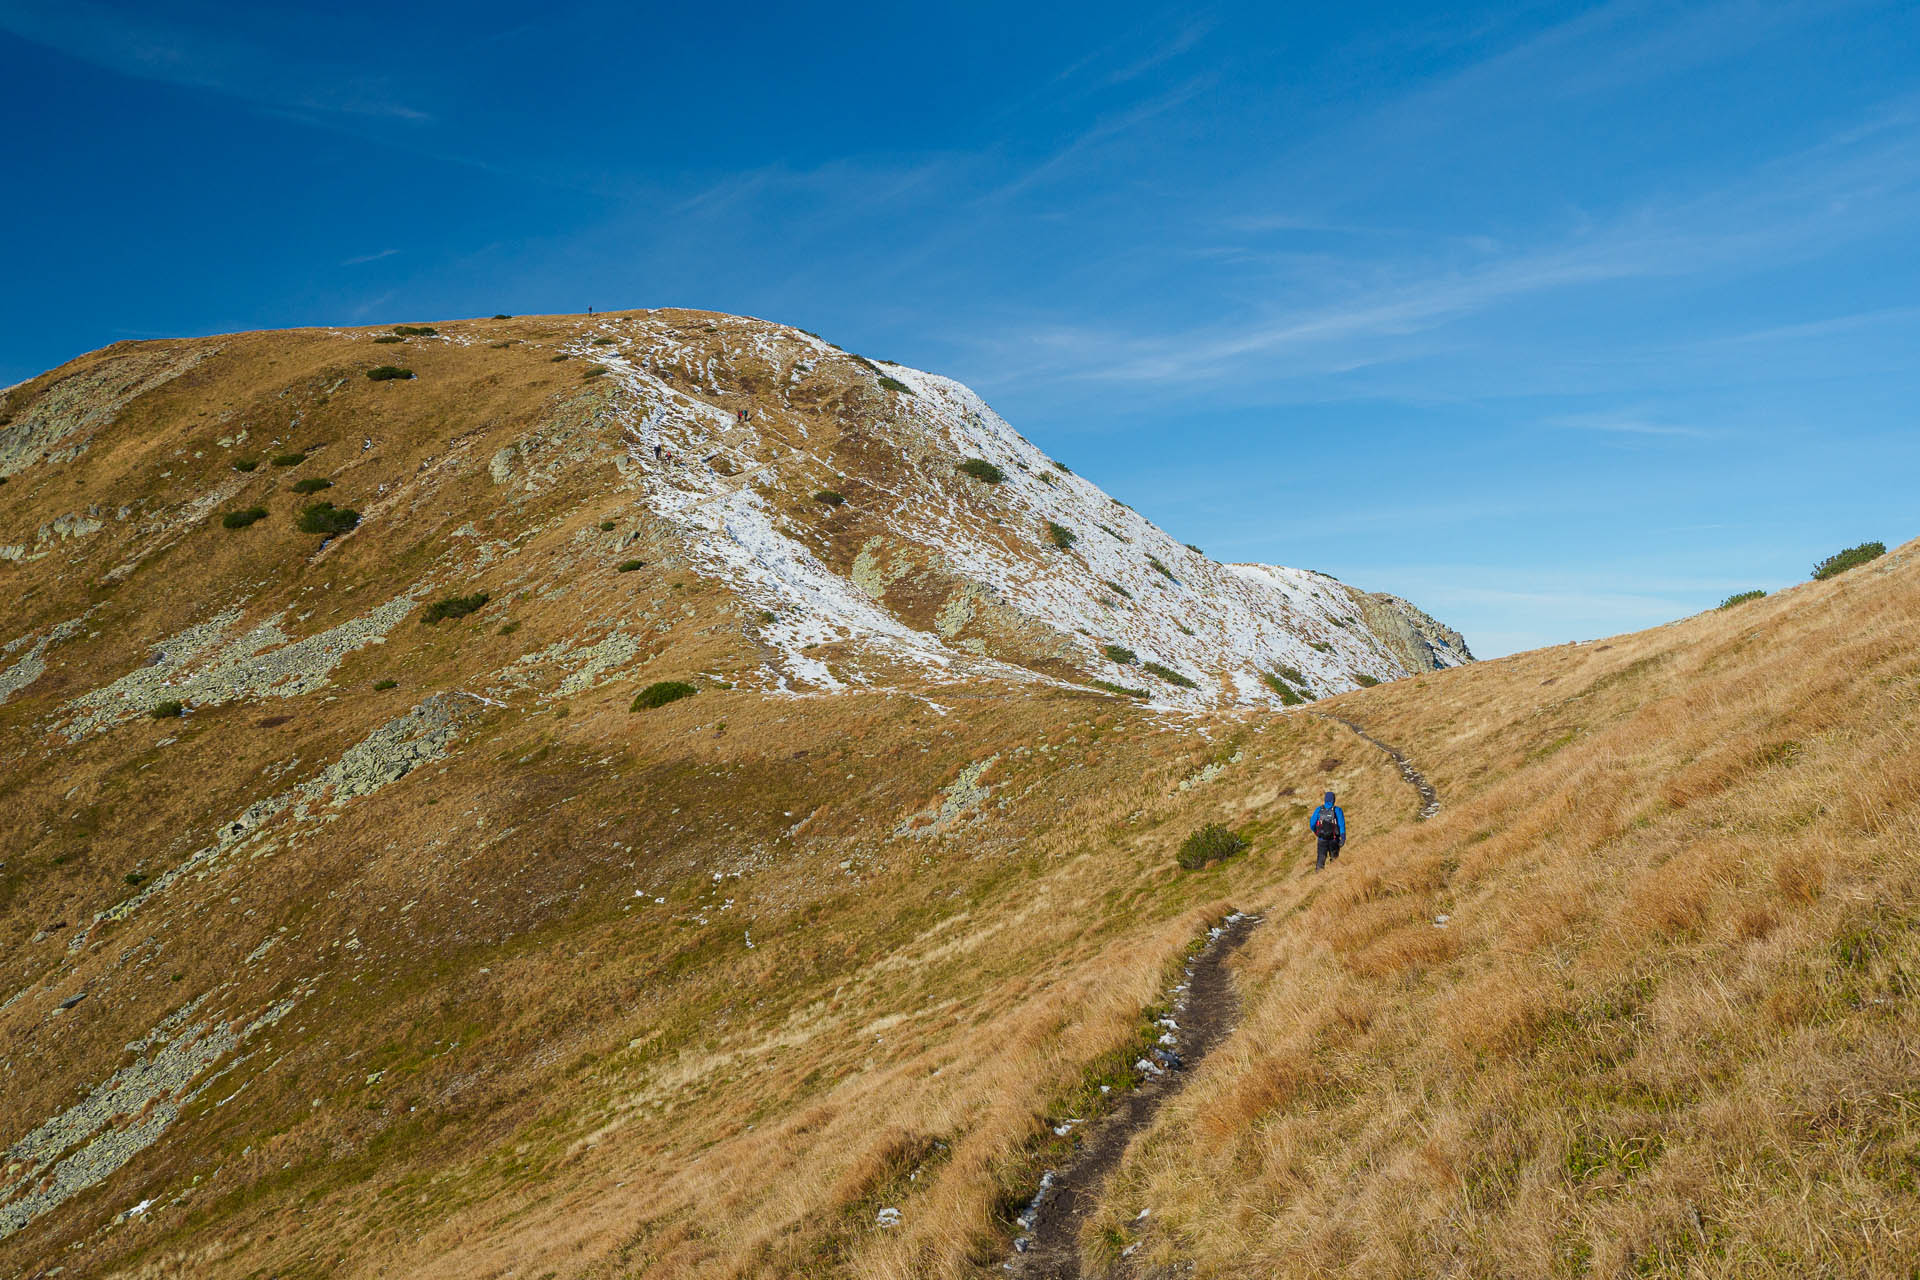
[3,0,1917,656]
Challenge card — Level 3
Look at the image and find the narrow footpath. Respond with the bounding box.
[1006,912,1263,1280]
[1311,710,1441,820]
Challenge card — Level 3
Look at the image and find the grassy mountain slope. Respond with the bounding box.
[0,310,1912,1279]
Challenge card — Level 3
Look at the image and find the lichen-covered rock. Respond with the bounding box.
[0,345,212,479]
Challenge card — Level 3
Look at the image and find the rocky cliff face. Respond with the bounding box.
[1354,590,1475,672]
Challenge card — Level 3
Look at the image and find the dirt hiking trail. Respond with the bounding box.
[1005,912,1262,1280]
[1312,710,1441,820]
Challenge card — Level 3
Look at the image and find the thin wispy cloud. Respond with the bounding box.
[342,248,400,266]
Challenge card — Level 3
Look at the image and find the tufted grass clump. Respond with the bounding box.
[296,501,360,535]
[1718,589,1766,609]
[1144,661,1198,689]
[291,477,332,494]
[1176,823,1247,870]
[958,458,1004,484]
[366,366,414,381]
[814,490,846,507]
[150,700,184,720]
[1102,643,1137,665]
[1046,521,1077,550]
[221,507,268,530]
[631,680,698,711]
[421,592,489,624]
[1811,541,1884,581]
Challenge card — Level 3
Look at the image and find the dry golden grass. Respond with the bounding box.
[1098,538,1920,1279]
[3,314,1914,1280]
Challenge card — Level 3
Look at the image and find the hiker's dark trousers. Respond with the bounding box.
[1316,836,1342,869]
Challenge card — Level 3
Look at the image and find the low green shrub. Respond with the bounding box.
[814,489,846,506]
[591,336,615,345]
[373,679,397,690]
[150,700,184,719]
[373,335,405,344]
[1103,643,1137,665]
[1185,543,1204,555]
[221,507,268,529]
[757,610,777,624]
[1091,679,1147,698]
[599,520,615,531]
[1260,672,1305,705]
[296,501,360,534]
[1354,673,1381,688]
[271,453,306,467]
[1177,823,1247,870]
[1309,640,1333,653]
[125,872,147,886]
[421,592,489,624]
[1718,589,1766,609]
[366,366,413,381]
[583,365,607,379]
[1144,661,1198,689]
[617,559,645,573]
[1053,460,1072,474]
[229,458,258,472]
[1812,541,1884,580]
[1046,521,1077,550]
[550,354,571,363]
[492,313,512,320]
[877,375,914,395]
[393,325,437,336]
[1147,555,1175,580]
[1274,664,1305,685]
[631,680,698,711]
[1102,580,1132,600]
[291,477,332,494]
[498,621,519,635]
[958,458,1005,484]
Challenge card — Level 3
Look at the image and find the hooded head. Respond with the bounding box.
[1324,791,1337,805]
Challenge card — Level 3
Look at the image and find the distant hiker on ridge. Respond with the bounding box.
[1309,791,1345,870]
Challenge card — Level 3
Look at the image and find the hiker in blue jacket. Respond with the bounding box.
[1308,791,1345,870]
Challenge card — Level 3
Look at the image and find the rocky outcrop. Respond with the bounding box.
[1354,591,1474,672]
[0,345,212,479]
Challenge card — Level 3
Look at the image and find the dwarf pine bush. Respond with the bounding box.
[392,325,437,336]
[367,366,414,381]
[631,680,697,711]
[617,560,645,572]
[1144,661,1198,689]
[814,490,846,506]
[877,375,914,395]
[1103,643,1137,664]
[271,453,306,467]
[150,700,184,720]
[1046,521,1077,550]
[958,458,1005,484]
[1091,679,1148,698]
[291,477,332,494]
[1260,672,1306,706]
[1719,589,1767,608]
[231,458,259,472]
[221,507,268,529]
[1812,541,1885,580]
[296,502,360,534]
[421,592,489,624]
[1354,673,1381,688]
[1177,823,1247,870]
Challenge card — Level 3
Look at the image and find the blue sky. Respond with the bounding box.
[3,1,1917,655]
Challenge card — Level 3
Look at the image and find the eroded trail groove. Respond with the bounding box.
[1312,710,1441,819]
[1007,912,1263,1280]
